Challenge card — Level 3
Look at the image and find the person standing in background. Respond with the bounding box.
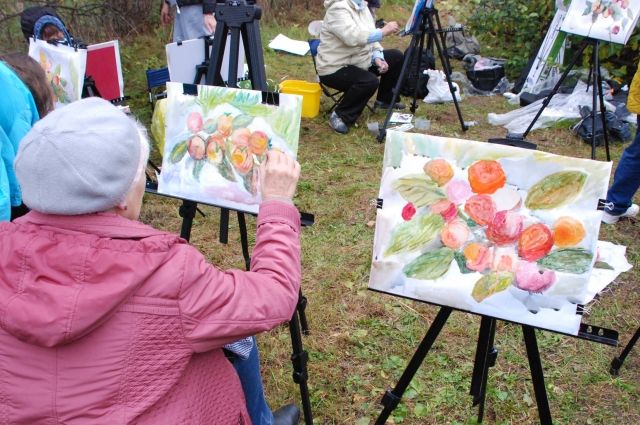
[160,0,217,42]
[602,63,640,224]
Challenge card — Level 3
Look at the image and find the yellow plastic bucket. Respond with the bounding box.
[279,80,321,118]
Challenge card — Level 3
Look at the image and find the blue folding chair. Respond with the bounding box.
[308,39,344,113]
[145,67,170,110]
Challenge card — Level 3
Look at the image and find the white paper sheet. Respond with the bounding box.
[268,34,310,56]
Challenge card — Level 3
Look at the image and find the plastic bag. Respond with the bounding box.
[150,98,167,156]
[423,69,462,104]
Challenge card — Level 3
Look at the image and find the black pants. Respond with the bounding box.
[319,49,403,124]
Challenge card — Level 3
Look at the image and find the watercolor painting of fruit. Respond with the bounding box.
[158,82,302,214]
[28,39,86,109]
[368,130,629,335]
[560,0,640,45]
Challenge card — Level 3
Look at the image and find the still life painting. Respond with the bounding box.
[28,38,86,108]
[158,82,302,214]
[560,0,640,45]
[368,131,620,335]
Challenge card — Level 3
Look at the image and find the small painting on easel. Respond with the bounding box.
[158,82,302,214]
[560,0,640,45]
[368,131,631,335]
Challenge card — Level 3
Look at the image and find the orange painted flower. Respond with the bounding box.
[249,130,268,155]
[468,160,506,194]
[217,115,233,137]
[207,133,226,151]
[424,158,454,186]
[491,247,518,272]
[518,223,554,262]
[230,148,253,174]
[441,219,469,249]
[463,242,492,272]
[552,216,586,247]
[206,139,222,164]
[464,194,496,226]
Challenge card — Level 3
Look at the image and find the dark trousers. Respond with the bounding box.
[319,48,403,124]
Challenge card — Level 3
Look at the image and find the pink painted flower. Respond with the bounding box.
[515,261,556,293]
[611,25,620,35]
[486,210,524,246]
[445,179,473,205]
[491,247,518,272]
[441,219,470,249]
[186,111,203,133]
[401,202,416,221]
[464,194,496,226]
[463,243,493,272]
[431,199,457,222]
[231,128,251,148]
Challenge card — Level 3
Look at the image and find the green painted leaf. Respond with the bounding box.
[217,154,237,182]
[192,159,205,180]
[384,213,444,256]
[242,170,255,194]
[594,261,614,270]
[393,174,445,207]
[403,247,454,280]
[537,248,593,274]
[232,114,254,130]
[169,140,188,163]
[454,251,473,274]
[525,171,587,210]
[471,272,514,303]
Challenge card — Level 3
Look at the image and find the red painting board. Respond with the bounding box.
[86,40,124,101]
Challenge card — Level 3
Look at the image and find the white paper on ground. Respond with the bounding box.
[268,34,310,56]
[390,112,413,123]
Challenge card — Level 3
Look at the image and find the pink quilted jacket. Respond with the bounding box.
[0,201,301,424]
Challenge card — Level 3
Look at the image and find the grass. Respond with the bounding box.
[5,1,639,423]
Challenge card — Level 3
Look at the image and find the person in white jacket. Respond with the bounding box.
[316,0,404,134]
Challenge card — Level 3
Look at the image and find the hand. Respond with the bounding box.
[259,150,300,203]
[204,13,217,34]
[375,58,388,74]
[381,21,399,36]
[160,2,172,26]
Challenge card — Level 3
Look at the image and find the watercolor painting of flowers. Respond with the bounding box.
[560,0,640,45]
[158,82,302,214]
[368,131,630,335]
[28,39,86,109]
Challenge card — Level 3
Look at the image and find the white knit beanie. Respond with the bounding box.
[15,97,142,215]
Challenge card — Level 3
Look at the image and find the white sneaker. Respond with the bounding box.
[602,204,639,224]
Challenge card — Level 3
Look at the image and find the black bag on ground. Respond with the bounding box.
[399,48,436,99]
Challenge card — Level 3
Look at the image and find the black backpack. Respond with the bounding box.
[400,48,436,99]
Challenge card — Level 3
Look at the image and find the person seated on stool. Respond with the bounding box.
[602,62,640,224]
[316,0,404,134]
[0,97,302,424]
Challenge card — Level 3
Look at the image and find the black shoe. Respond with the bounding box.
[374,100,406,110]
[329,111,349,134]
[273,404,300,425]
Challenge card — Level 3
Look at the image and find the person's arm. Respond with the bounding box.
[178,151,302,352]
[203,0,217,33]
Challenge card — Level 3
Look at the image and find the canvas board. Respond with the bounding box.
[369,131,615,335]
[560,0,640,45]
[86,40,124,101]
[166,37,246,85]
[28,38,86,109]
[158,82,302,214]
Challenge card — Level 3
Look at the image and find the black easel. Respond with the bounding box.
[373,304,618,424]
[491,38,611,161]
[376,5,467,143]
[157,2,314,423]
[610,325,639,375]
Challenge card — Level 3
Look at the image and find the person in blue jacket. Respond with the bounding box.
[0,59,42,222]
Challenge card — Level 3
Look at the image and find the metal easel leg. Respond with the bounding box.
[522,325,553,425]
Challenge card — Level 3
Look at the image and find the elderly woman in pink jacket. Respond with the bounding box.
[0,97,301,424]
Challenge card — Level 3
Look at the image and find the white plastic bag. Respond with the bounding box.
[423,69,461,104]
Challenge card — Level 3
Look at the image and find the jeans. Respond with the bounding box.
[605,118,640,215]
[319,49,403,124]
[233,337,274,425]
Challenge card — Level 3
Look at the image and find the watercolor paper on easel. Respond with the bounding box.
[368,130,623,335]
[560,0,640,45]
[158,82,302,214]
